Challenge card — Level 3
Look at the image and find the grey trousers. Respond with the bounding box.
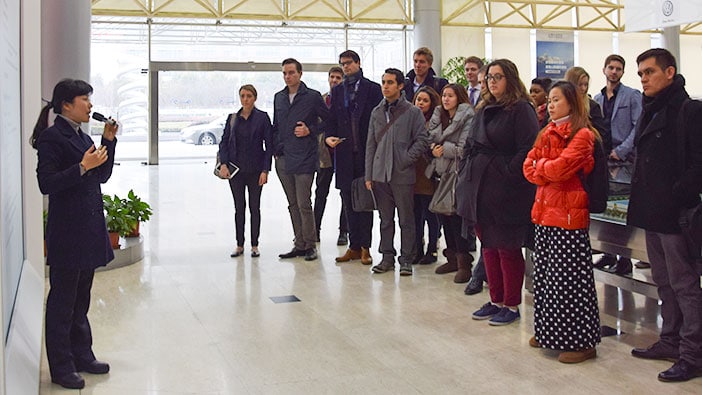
[275,157,316,250]
[646,231,702,367]
[374,182,416,265]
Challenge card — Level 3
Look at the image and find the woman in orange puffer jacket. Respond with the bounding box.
[522,80,601,364]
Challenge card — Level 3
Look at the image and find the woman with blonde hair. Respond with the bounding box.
[523,80,601,363]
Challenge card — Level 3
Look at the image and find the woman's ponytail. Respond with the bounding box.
[30,103,52,149]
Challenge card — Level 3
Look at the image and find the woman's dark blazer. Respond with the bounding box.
[457,100,538,227]
[218,108,273,173]
[36,116,116,270]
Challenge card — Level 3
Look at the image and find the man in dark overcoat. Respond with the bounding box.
[627,48,702,383]
[324,50,382,265]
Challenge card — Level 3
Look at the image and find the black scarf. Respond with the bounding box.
[640,74,687,129]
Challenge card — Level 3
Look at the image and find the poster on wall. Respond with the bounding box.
[626,0,702,32]
[535,30,574,80]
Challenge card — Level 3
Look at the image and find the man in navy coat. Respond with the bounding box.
[325,50,382,265]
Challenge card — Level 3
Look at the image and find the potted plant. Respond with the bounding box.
[103,194,135,249]
[123,189,152,237]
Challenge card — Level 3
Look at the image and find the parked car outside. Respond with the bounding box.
[179,115,228,145]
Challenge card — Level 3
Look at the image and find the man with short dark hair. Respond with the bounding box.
[464,56,484,107]
[315,66,348,245]
[273,58,328,261]
[593,54,643,274]
[404,47,448,101]
[325,50,382,265]
[366,68,429,275]
[627,48,702,383]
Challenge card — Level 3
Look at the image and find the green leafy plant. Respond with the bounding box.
[441,56,491,87]
[103,194,136,237]
[124,189,152,222]
[441,56,468,86]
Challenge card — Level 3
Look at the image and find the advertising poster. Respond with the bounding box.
[536,30,574,79]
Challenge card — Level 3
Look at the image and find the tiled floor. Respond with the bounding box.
[39,160,700,394]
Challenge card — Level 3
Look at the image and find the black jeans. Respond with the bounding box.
[439,214,475,253]
[228,171,263,247]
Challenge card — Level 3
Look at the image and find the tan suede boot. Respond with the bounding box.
[453,253,474,283]
[435,249,458,274]
[361,247,373,265]
[335,248,361,262]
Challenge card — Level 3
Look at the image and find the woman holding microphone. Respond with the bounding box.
[32,78,118,389]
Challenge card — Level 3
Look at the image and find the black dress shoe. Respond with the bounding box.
[658,360,702,382]
[464,276,484,295]
[337,232,348,246]
[593,254,617,269]
[631,342,679,362]
[607,257,633,275]
[304,247,318,261]
[76,359,110,374]
[52,372,85,389]
[418,252,437,265]
[279,248,306,259]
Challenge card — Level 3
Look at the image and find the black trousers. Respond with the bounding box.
[414,194,440,255]
[228,171,263,247]
[45,266,97,378]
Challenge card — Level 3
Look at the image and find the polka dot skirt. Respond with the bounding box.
[533,225,601,351]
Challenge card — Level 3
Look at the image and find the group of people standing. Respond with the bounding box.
[34,46,701,389]
[217,47,702,380]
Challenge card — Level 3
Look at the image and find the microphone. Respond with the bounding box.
[92,112,117,126]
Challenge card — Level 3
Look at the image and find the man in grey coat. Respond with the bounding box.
[365,68,430,275]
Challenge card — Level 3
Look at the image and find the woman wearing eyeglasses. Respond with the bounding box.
[456,59,539,326]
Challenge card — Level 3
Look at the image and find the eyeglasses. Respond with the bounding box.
[485,74,504,82]
[339,60,354,67]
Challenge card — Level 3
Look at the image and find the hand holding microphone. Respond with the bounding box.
[92,112,119,141]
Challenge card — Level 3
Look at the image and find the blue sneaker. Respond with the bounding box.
[472,302,501,320]
[488,307,520,326]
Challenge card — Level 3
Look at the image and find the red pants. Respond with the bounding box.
[482,247,525,307]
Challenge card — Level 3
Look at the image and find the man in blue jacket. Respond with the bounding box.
[593,54,643,274]
[273,58,329,261]
[404,47,448,102]
[325,50,383,265]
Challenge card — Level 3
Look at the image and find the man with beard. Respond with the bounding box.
[593,54,643,273]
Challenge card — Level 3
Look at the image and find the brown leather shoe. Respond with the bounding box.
[361,247,373,265]
[529,336,541,348]
[559,348,596,363]
[336,248,362,262]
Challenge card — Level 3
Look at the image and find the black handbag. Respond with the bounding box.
[351,177,376,212]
